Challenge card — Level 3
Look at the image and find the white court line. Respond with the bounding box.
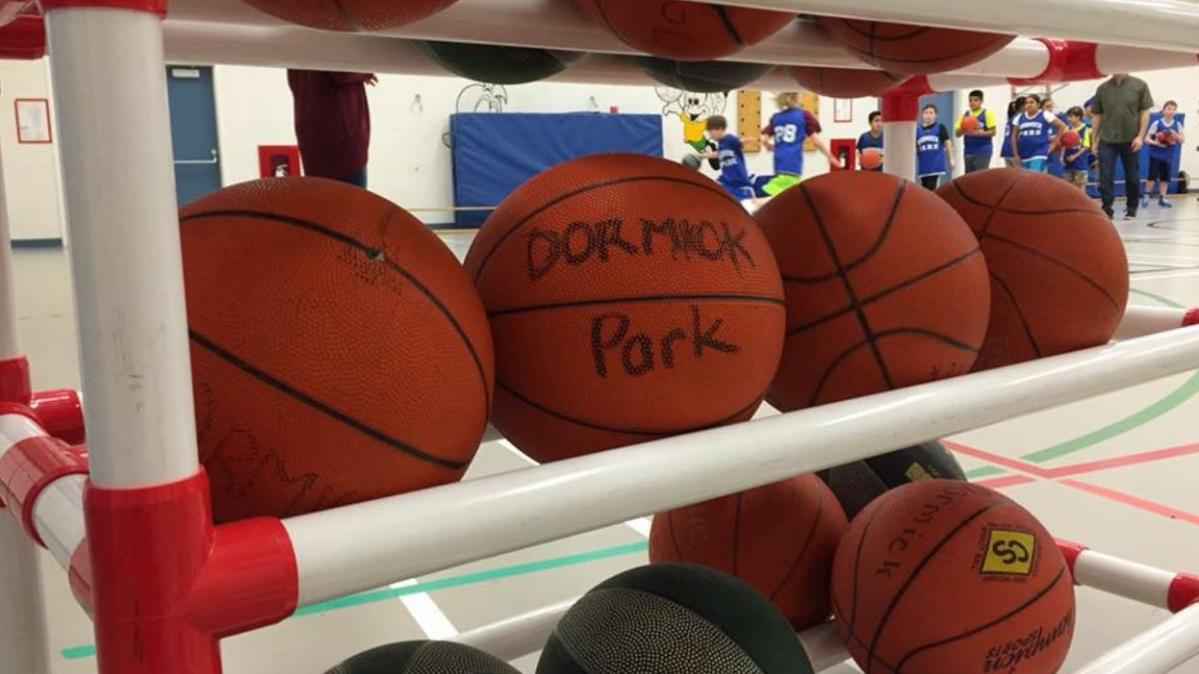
[390,578,461,640]
[1129,268,1199,281]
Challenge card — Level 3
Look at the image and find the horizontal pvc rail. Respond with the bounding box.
[1075,603,1199,674]
[281,326,1199,607]
[1062,541,1199,613]
[1116,306,1199,342]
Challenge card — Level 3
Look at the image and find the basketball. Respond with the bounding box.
[816,18,1015,74]
[649,475,850,629]
[818,440,967,519]
[1061,130,1082,148]
[241,0,457,31]
[791,66,904,98]
[181,178,494,522]
[539,565,814,674]
[831,481,1075,674]
[860,148,884,170]
[418,42,583,84]
[937,169,1129,370]
[575,0,796,61]
[755,171,990,411]
[464,154,785,463]
[325,641,518,674]
[1159,130,1178,146]
[636,57,774,93]
[960,115,981,133]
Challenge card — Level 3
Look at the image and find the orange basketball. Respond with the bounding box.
[181,178,494,522]
[241,0,457,31]
[816,17,1015,74]
[791,66,904,98]
[755,171,990,411]
[860,148,884,171]
[463,154,785,463]
[576,0,795,61]
[649,475,849,629]
[937,169,1129,371]
[831,481,1075,674]
[960,115,981,133]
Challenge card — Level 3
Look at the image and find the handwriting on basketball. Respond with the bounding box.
[873,482,977,579]
[591,306,739,378]
[526,218,756,280]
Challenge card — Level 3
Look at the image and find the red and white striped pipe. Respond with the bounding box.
[1116,306,1199,342]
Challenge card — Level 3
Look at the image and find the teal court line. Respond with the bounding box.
[61,541,649,661]
[965,287,1192,479]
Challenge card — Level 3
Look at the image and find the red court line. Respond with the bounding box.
[1059,479,1199,526]
[975,475,1036,489]
[1042,442,1199,479]
[943,440,1052,477]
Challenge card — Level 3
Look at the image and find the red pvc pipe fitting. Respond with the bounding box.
[0,432,87,545]
[39,0,166,16]
[1168,574,1199,613]
[0,356,32,404]
[0,13,44,59]
[881,76,934,123]
[1010,40,1104,86]
[1055,539,1087,582]
[29,388,85,444]
[1184,309,1199,327]
[81,471,298,674]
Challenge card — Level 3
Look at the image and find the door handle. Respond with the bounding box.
[175,148,218,165]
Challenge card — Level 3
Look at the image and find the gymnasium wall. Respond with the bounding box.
[0,57,65,242]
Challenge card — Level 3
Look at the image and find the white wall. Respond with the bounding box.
[0,58,65,241]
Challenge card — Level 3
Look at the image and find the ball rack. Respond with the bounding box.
[1,1,1199,672]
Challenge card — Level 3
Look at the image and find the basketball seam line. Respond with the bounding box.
[189,330,468,471]
[784,247,983,335]
[863,501,1008,674]
[845,494,892,639]
[767,492,825,601]
[983,234,1124,309]
[488,293,785,318]
[840,21,929,42]
[989,271,1044,359]
[958,173,1030,240]
[180,207,494,406]
[496,378,762,437]
[951,178,1104,216]
[711,5,746,45]
[469,175,741,284]
[330,0,363,31]
[889,565,1070,673]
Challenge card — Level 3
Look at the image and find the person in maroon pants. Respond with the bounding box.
[287,70,377,188]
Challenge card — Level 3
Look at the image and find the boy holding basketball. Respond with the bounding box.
[857,111,885,171]
[1142,100,1185,209]
[760,92,841,195]
[1062,106,1093,191]
[917,104,954,190]
[702,116,756,200]
[956,90,996,173]
[1012,93,1068,173]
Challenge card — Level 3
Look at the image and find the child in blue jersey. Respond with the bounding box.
[956,90,997,173]
[1001,96,1027,168]
[1012,93,1067,173]
[1143,100,1185,209]
[701,115,755,200]
[917,104,954,190]
[1062,106,1093,192]
[760,92,840,195]
[1042,98,1066,178]
[857,111,885,171]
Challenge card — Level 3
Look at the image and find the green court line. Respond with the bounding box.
[963,287,1194,479]
[61,541,649,661]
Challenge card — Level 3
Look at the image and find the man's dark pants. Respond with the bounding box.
[1098,142,1141,217]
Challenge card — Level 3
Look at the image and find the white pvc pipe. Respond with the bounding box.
[882,121,917,182]
[1073,549,1177,610]
[32,474,86,573]
[1095,44,1199,75]
[1076,602,1199,674]
[698,0,1199,55]
[284,327,1199,606]
[1115,306,1192,342]
[797,622,855,672]
[453,598,574,661]
[46,8,200,488]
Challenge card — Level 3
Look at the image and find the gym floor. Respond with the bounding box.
[12,195,1199,674]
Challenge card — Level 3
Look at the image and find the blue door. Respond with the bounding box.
[166,66,222,207]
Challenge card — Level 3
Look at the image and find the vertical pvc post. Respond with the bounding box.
[0,132,51,674]
[881,76,934,184]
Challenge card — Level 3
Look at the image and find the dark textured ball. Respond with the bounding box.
[635,57,774,92]
[538,564,814,674]
[326,641,519,674]
[817,440,967,519]
[419,41,584,84]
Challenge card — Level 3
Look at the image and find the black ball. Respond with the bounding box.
[635,57,774,93]
[817,440,967,519]
[538,564,813,674]
[420,41,584,84]
[326,641,518,674]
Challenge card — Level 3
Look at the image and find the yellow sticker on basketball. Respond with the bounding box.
[982,530,1036,575]
[904,462,934,482]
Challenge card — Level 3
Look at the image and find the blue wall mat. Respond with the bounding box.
[1089,112,1185,198]
[451,113,664,228]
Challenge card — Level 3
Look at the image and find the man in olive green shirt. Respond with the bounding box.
[1091,73,1154,219]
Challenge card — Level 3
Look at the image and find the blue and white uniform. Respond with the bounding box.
[716,134,754,199]
[1013,110,1057,162]
[916,122,950,178]
[765,108,817,176]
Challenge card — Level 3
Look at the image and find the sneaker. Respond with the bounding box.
[1141,196,1151,208]
[1125,211,1137,221]
[1160,198,1173,208]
